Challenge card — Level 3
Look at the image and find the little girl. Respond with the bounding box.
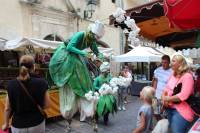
[117,70,126,111]
[133,86,155,133]
[117,70,132,111]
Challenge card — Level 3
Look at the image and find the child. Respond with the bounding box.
[117,70,128,111]
[152,119,169,133]
[123,65,132,104]
[133,86,155,133]
[93,62,117,125]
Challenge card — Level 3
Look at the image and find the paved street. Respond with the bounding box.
[46,96,142,133]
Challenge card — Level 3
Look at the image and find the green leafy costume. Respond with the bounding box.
[49,31,99,119]
[93,74,117,118]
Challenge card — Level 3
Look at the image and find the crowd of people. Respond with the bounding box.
[1,20,200,133]
[133,54,200,133]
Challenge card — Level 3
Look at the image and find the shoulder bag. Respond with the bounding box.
[16,78,47,118]
[172,82,200,116]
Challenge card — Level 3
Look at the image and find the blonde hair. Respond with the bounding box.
[172,55,189,76]
[141,86,155,104]
[19,55,34,81]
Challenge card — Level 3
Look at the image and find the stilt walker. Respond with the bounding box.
[49,21,105,132]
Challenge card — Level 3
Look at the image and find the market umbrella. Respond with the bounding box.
[112,45,163,62]
[164,0,200,30]
[112,45,163,80]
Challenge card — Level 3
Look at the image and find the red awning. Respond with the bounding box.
[109,0,199,49]
[164,0,200,30]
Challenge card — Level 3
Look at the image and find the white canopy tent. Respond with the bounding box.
[112,45,164,80]
[112,45,163,62]
[1,37,114,57]
[1,37,61,52]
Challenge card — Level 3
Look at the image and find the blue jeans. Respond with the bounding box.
[117,86,126,108]
[166,108,190,133]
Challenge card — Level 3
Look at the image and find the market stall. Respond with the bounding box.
[112,45,163,96]
[2,37,59,51]
[112,45,163,62]
[0,37,113,127]
[0,37,62,127]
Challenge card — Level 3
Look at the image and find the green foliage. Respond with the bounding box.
[97,96,106,117]
[96,94,117,117]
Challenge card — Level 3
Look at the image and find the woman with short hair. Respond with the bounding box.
[162,54,195,133]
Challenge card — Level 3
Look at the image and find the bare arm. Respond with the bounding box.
[162,95,181,103]
[133,112,146,133]
[2,95,12,130]
[152,77,157,89]
[43,91,50,109]
[163,74,194,104]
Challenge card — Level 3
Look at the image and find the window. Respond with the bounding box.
[111,0,115,3]
[44,34,63,41]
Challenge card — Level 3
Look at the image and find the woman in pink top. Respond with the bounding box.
[162,54,195,133]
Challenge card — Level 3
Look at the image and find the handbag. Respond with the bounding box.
[186,95,200,115]
[17,79,47,118]
[0,129,9,133]
[172,82,200,115]
[172,83,182,104]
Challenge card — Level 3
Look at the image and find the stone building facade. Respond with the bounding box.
[0,0,125,73]
[0,0,121,51]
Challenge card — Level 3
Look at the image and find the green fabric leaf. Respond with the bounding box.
[113,98,117,113]
[97,96,106,117]
[102,105,108,116]
[104,95,113,113]
[109,94,117,113]
[109,94,115,104]
[49,31,99,97]
[97,94,117,117]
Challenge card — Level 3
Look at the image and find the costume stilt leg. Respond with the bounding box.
[92,116,98,133]
[65,119,72,132]
[103,112,109,125]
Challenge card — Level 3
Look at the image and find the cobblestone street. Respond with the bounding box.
[46,96,142,133]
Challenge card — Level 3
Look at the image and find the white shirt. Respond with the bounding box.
[154,66,172,99]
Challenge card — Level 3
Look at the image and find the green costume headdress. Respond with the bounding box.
[100,62,110,72]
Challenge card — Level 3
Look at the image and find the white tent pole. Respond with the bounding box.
[148,62,150,81]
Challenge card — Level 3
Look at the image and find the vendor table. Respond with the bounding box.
[0,89,60,127]
[130,80,152,96]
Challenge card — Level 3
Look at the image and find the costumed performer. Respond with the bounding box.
[49,21,105,129]
[93,62,117,125]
